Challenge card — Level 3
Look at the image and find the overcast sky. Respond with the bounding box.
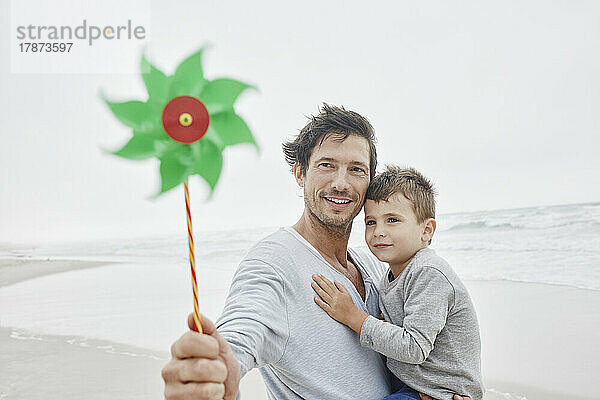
[1,0,599,244]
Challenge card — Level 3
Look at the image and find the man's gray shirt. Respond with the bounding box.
[360,247,484,400]
[216,227,391,399]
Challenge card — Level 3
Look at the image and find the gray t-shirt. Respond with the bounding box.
[360,247,484,400]
[216,227,392,400]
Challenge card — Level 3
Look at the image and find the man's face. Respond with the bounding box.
[295,134,371,230]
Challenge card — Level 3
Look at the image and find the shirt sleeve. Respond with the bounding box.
[215,258,290,377]
[359,266,455,364]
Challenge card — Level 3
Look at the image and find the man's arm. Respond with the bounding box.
[162,259,289,399]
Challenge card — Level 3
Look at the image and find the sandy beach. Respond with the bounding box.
[0,259,168,399]
[0,257,598,400]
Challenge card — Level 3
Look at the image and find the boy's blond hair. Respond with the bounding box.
[366,166,436,223]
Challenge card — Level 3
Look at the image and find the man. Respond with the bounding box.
[162,104,470,400]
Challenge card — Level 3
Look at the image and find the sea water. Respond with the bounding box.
[10,201,599,291]
[1,202,597,400]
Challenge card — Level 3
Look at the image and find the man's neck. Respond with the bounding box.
[292,210,352,269]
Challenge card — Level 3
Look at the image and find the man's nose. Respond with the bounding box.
[331,168,351,191]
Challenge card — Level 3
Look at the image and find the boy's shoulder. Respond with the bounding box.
[406,247,461,286]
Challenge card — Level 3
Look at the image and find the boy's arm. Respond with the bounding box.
[312,273,469,400]
[311,274,370,332]
[360,266,454,364]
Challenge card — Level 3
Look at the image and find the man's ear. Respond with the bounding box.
[422,218,436,243]
[293,163,304,187]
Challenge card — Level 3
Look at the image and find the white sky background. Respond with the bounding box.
[1,0,599,245]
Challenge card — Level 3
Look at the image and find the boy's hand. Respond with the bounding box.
[311,274,368,333]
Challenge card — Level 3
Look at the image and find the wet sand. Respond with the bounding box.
[1,257,598,400]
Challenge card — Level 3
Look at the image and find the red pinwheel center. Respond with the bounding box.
[162,96,210,144]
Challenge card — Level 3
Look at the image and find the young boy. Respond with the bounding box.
[312,166,484,400]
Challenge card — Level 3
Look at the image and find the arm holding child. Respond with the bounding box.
[312,268,454,363]
[312,270,468,400]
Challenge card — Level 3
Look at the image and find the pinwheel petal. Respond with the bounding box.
[200,78,254,114]
[159,150,190,194]
[190,139,223,193]
[154,139,180,158]
[210,110,258,149]
[112,134,159,160]
[169,48,208,98]
[104,98,154,130]
[141,54,170,106]
[202,125,225,151]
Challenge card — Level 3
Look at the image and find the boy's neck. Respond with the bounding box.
[390,245,428,279]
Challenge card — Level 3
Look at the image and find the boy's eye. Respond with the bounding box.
[365,220,375,226]
[351,167,366,174]
[319,162,333,168]
[387,217,399,223]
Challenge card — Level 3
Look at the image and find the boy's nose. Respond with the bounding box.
[373,227,386,237]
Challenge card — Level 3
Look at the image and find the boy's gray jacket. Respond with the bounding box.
[360,247,485,400]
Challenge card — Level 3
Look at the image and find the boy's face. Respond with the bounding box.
[364,194,431,269]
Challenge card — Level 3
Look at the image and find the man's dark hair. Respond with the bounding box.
[282,103,377,179]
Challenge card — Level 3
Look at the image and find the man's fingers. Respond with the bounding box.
[311,281,333,302]
[177,358,228,383]
[164,381,225,400]
[187,313,218,336]
[171,331,220,359]
[454,396,469,400]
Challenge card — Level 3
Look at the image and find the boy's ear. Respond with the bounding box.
[422,218,436,243]
[293,163,304,187]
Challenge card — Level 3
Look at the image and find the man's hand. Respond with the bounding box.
[311,274,368,333]
[161,313,241,400]
[419,394,471,400]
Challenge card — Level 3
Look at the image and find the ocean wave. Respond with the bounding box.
[463,277,600,292]
[444,218,600,232]
[445,221,521,231]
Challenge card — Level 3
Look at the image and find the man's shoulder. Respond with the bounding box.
[243,227,305,265]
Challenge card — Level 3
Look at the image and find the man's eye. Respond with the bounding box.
[319,163,333,168]
[387,217,399,223]
[351,167,366,174]
[365,220,375,226]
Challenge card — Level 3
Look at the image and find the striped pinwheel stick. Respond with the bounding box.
[184,179,203,334]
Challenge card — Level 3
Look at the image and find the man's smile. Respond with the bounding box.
[323,196,353,209]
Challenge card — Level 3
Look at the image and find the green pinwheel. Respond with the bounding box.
[104,48,257,195]
[103,48,258,335]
